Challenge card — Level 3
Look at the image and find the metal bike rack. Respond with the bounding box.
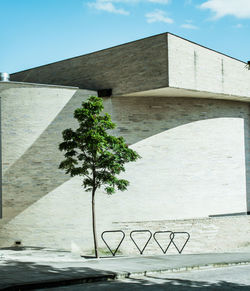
[101,230,125,256]
[153,231,174,254]
[130,230,152,255]
[101,229,190,256]
[170,232,190,254]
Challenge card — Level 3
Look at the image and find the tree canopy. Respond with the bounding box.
[59,96,140,194]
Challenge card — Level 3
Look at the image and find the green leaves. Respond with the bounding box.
[59,96,141,194]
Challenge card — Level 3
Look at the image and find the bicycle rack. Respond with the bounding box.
[130,230,152,255]
[101,230,125,256]
[153,231,174,254]
[101,229,190,256]
[170,232,190,254]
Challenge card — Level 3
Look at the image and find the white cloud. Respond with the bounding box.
[147,0,170,4]
[88,0,172,15]
[181,23,198,29]
[88,0,130,15]
[200,0,250,19]
[146,9,173,23]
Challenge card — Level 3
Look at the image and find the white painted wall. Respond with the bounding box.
[168,34,250,98]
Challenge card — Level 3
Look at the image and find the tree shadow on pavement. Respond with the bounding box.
[0,259,116,290]
[71,275,250,291]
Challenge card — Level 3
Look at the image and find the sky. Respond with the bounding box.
[0,0,250,73]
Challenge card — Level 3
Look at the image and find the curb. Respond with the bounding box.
[117,261,250,279]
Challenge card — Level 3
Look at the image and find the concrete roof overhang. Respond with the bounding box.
[122,86,250,103]
[10,32,250,103]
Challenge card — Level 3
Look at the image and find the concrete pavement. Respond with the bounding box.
[0,247,250,290]
[37,265,250,290]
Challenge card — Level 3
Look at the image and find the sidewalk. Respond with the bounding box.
[0,247,250,290]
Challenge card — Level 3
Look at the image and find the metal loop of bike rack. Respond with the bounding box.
[153,231,174,254]
[130,230,152,255]
[101,230,125,256]
[170,232,190,254]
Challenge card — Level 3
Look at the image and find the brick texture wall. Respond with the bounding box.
[0,86,249,253]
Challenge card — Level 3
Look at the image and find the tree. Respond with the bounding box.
[58,96,140,258]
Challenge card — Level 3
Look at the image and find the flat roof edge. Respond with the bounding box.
[11,33,169,75]
[0,81,79,90]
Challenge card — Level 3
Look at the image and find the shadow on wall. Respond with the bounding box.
[2,94,250,222]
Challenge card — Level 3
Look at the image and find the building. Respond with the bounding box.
[0,32,250,254]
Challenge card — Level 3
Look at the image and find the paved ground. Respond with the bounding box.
[38,265,250,290]
[0,247,250,290]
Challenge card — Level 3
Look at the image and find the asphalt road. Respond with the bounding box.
[38,264,250,290]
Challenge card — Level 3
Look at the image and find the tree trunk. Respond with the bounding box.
[92,188,99,258]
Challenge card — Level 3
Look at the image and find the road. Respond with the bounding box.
[38,264,250,290]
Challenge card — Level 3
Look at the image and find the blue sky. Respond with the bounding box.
[1,0,250,73]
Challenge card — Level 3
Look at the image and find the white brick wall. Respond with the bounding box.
[1,85,77,173]
[168,34,250,98]
[0,85,249,254]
